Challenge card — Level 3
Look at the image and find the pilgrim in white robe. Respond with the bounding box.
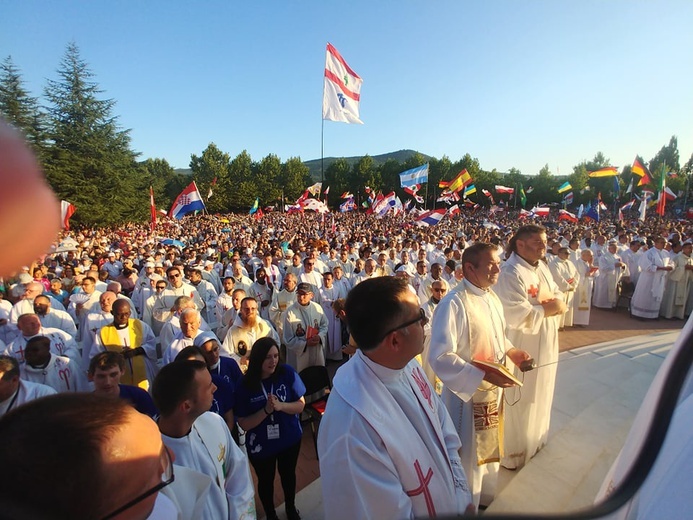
[0,379,56,416]
[9,297,66,324]
[318,349,472,519]
[222,315,279,360]
[21,353,78,393]
[37,309,77,338]
[162,412,256,520]
[573,260,599,326]
[81,310,115,371]
[248,280,273,321]
[493,252,562,469]
[268,288,297,338]
[4,327,80,366]
[621,248,642,286]
[548,256,579,328]
[192,279,219,329]
[428,278,514,508]
[659,252,693,319]
[319,285,343,361]
[593,251,625,309]
[282,300,328,373]
[631,248,670,319]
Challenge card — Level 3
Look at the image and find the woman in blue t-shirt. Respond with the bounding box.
[235,337,306,520]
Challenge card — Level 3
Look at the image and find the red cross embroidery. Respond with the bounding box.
[16,343,25,362]
[412,367,433,409]
[58,368,71,391]
[528,285,539,298]
[405,459,436,517]
[473,401,499,430]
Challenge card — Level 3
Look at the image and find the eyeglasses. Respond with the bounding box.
[101,446,175,520]
[377,308,428,343]
[168,273,181,280]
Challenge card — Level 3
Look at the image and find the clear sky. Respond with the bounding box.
[2,1,692,176]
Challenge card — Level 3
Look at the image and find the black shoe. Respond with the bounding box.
[286,506,301,520]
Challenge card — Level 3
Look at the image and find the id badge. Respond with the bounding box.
[267,423,280,440]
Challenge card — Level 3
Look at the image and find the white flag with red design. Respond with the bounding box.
[322,43,363,124]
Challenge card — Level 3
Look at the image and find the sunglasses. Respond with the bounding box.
[377,308,428,343]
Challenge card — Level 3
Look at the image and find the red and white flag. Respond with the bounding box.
[495,185,514,195]
[448,204,460,216]
[60,200,76,230]
[322,43,363,124]
[149,187,156,232]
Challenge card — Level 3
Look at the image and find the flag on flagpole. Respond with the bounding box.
[664,186,677,201]
[415,208,446,226]
[404,185,425,204]
[302,198,330,213]
[372,191,397,216]
[531,206,550,217]
[588,166,619,178]
[656,165,667,216]
[399,164,429,188]
[481,189,495,204]
[207,177,217,199]
[439,169,472,192]
[518,208,533,219]
[322,43,363,124]
[463,184,477,198]
[558,209,578,223]
[169,182,206,219]
[563,192,574,205]
[519,186,526,207]
[60,200,76,230]
[340,191,353,199]
[638,197,647,221]
[249,198,259,215]
[307,182,322,197]
[339,197,356,212]
[557,182,572,194]
[631,157,650,179]
[626,178,634,194]
[149,187,156,232]
[448,204,460,216]
[495,185,514,195]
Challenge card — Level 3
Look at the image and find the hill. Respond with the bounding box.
[304,149,431,181]
[172,149,430,180]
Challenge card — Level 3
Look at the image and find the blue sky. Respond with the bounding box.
[2,1,692,176]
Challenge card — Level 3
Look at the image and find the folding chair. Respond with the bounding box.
[616,279,635,313]
[299,365,331,459]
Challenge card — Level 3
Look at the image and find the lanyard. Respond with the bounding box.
[260,382,274,422]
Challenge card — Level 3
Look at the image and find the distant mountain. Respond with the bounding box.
[304,149,431,181]
[173,149,431,180]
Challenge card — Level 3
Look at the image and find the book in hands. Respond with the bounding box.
[471,360,523,387]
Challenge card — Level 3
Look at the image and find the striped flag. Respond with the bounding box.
[495,185,514,194]
[439,169,472,192]
[322,43,363,124]
[404,184,425,204]
[61,200,76,230]
[563,192,574,205]
[557,182,572,194]
[463,184,477,198]
[558,209,578,223]
[340,191,353,199]
[399,164,429,188]
[448,204,460,216]
[588,166,619,178]
[415,208,446,226]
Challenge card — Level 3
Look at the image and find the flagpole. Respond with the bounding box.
[321,118,325,184]
[425,182,429,211]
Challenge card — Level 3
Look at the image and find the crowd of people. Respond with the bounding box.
[0,205,691,519]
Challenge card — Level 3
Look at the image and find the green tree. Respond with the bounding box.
[349,155,380,196]
[228,150,255,209]
[255,153,282,207]
[282,156,312,204]
[0,56,45,152]
[649,135,680,174]
[190,143,231,213]
[43,42,140,225]
[140,158,186,213]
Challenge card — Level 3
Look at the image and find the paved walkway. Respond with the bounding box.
[255,308,685,518]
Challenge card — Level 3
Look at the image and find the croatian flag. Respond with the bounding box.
[415,208,446,226]
[399,164,429,188]
[61,200,76,230]
[373,191,397,216]
[169,182,205,219]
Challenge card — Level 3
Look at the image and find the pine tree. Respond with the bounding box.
[0,56,46,152]
[43,42,141,225]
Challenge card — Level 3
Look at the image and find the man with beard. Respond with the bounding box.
[283,283,328,372]
[33,294,77,338]
[494,225,566,470]
[249,267,274,321]
[269,273,298,338]
[222,297,279,372]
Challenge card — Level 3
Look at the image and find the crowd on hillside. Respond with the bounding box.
[1,206,691,519]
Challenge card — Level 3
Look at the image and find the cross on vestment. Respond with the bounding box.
[411,366,433,409]
[528,285,539,298]
[58,368,71,391]
[405,459,436,517]
[16,342,25,362]
[473,401,499,430]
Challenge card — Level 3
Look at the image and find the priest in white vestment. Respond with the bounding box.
[494,225,567,470]
[659,242,693,319]
[593,241,626,309]
[319,276,473,518]
[631,237,672,319]
[548,247,579,328]
[282,283,328,373]
[429,243,531,508]
[573,250,599,326]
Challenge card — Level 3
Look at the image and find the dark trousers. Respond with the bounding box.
[250,440,301,515]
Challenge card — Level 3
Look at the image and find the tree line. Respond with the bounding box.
[1,43,691,225]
